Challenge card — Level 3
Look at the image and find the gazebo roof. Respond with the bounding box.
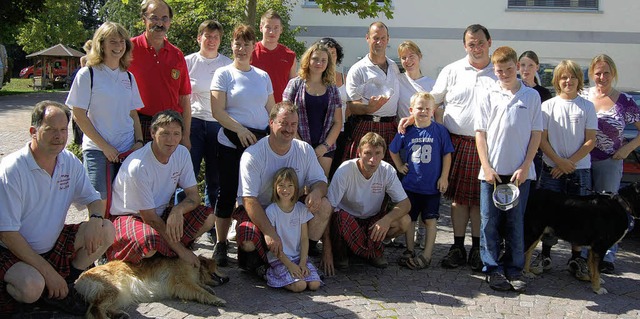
[25,43,84,58]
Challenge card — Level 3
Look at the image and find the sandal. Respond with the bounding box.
[397,249,415,266]
[407,254,431,270]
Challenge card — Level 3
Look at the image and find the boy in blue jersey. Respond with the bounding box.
[390,92,454,269]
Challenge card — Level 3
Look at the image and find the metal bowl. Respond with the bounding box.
[493,183,520,211]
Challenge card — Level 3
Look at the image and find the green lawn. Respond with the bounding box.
[0,78,67,96]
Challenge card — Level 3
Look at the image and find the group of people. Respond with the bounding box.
[2,0,639,314]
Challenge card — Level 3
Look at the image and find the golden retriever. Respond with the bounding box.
[75,255,227,319]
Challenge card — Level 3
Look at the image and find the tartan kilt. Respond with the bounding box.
[444,134,481,206]
[342,118,398,165]
[331,209,387,259]
[232,206,269,262]
[107,205,211,264]
[0,224,80,313]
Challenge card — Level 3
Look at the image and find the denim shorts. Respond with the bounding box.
[83,149,115,200]
[406,190,441,222]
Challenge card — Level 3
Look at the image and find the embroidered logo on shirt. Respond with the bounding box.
[171,69,180,80]
[58,174,70,190]
[371,182,383,194]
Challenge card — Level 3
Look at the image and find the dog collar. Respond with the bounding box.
[615,194,635,232]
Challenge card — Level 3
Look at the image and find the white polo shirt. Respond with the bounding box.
[328,159,407,219]
[110,143,197,217]
[0,144,100,253]
[541,95,598,170]
[431,56,497,136]
[475,81,543,180]
[346,55,401,117]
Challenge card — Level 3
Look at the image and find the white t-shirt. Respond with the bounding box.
[265,202,314,263]
[110,143,197,217]
[346,55,400,117]
[210,65,273,148]
[338,80,348,131]
[239,138,327,207]
[431,56,497,136]
[397,73,435,119]
[0,144,100,253]
[475,81,543,180]
[541,95,598,170]
[185,52,232,122]
[328,159,407,219]
[66,64,144,152]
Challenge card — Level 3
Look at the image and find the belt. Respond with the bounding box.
[355,115,396,123]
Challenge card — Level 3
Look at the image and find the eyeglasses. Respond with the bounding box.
[145,15,171,23]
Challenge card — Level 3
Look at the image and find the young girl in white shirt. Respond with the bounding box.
[265,167,323,292]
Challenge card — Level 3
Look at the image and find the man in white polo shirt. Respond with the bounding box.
[0,101,115,315]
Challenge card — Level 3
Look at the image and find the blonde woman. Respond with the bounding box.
[66,21,144,204]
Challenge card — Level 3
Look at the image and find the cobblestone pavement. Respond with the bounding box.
[2,92,640,318]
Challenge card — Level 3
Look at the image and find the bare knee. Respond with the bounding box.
[307,281,321,291]
[286,281,307,293]
[5,264,45,303]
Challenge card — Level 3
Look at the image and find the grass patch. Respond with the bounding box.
[0,78,67,96]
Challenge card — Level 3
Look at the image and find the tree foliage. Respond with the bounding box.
[0,0,46,44]
[17,0,90,53]
[313,0,393,20]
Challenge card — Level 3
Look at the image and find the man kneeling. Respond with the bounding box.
[107,110,214,268]
[323,132,411,270]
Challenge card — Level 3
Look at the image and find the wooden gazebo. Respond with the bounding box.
[25,44,83,89]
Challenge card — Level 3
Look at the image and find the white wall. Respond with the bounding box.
[290,0,640,88]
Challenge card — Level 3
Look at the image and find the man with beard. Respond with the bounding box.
[130,0,192,147]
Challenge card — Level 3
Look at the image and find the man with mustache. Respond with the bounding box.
[129,0,192,148]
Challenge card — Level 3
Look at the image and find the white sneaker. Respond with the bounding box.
[392,234,406,248]
[227,219,237,241]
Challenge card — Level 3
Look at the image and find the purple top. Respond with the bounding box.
[305,91,329,145]
[590,91,640,161]
[282,76,342,152]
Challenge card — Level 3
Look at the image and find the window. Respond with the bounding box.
[508,0,598,11]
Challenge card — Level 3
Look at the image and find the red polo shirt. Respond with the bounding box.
[129,33,191,116]
[251,42,295,103]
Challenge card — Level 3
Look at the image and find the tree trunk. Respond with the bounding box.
[245,0,257,25]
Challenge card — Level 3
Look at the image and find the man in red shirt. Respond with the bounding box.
[129,0,192,148]
[251,9,296,103]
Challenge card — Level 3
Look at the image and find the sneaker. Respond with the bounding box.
[486,272,512,291]
[369,255,388,269]
[568,257,590,281]
[529,253,552,275]
[392,235,406,248]
[382,238,392,246]
[41,283,88,316]
[508,275,527,293]
[254,264,268,280]
[213,240,229,267]
[468,246,483,272]
[227,220,237,241]
[600,261,615,274]
[441,245,467,269]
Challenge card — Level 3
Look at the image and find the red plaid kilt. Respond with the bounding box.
[107,205,210,264]
[331,209,387,259]
[0,224,80,313]
[232,206,269,262]
[444,134,481,206]
[342,118,398,165]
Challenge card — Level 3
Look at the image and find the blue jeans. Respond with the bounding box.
[581,158,623,263]
[480,180,530,277]
[83,149,115,200]
[175,118,221,208]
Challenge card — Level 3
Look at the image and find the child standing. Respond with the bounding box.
[389,92,454,269]
[265,167,323,292]
[531,60,597,280]
[475,46,542,292]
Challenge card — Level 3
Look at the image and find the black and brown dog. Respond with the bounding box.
[523,182,639,294]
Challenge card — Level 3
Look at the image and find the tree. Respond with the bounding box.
[312,0,393,20]
[0,0,46,44]
[17,0,90,53]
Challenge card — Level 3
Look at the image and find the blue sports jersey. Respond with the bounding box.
[389,123,454,194]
